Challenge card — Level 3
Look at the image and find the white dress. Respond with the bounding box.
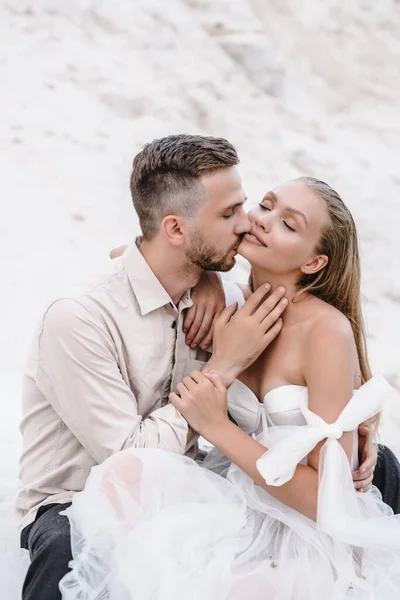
[58,375,400,600]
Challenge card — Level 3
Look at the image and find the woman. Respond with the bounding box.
[60,177,400,599]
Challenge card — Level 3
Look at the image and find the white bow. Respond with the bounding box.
[256,376,400,546]
[256,376,390,487]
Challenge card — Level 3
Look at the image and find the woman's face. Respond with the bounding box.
[238,180,330,277]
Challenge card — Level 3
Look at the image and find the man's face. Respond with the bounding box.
[186,166,250,272]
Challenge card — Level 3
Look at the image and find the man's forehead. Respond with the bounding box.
[201,166,245,200]
[200,165,242,190]
[200,190,246,215]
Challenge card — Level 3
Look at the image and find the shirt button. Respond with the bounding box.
[171,320,177,329]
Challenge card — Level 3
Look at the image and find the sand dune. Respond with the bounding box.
[1,0,400,462]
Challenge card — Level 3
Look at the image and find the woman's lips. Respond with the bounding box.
[244,232,266,247]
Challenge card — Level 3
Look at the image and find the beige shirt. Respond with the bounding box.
[17,241,217,529]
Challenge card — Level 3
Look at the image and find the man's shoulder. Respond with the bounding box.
[24,253,136,377]
[41,297,96,332]
[40,255,130,322]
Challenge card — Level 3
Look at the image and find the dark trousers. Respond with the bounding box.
[20,446,400,599]
[20,503,72,600]
[372,444,400,514]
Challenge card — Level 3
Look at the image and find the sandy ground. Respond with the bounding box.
[1,0,400,485]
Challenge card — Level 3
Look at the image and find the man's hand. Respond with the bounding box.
[204,284,288,387]
[110,245,128,259]
[169,371,229,439]
[353,424,377,492]
[183,272,226,350]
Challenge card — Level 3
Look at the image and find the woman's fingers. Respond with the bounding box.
[260,297,288,331]
[176,381,190,398]
[188,371,205,384]
[214,303,238,330]
[203,372,226,393]
[240,283,272,316]
[199,315,218,350]
[169,391,183,411]
[263,318,284,344]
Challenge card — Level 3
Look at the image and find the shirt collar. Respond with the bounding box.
[122,241,193,316]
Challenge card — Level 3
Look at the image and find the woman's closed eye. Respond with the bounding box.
[258,202,297,231]
[259,203,296,231]
[283,220,296,232]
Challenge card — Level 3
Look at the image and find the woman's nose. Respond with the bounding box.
[255,213,271,232]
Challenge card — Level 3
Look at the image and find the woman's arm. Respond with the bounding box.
[200,417,320,520]
[302,315,358,474]
[170,315,360,521]
[170,371,319,519]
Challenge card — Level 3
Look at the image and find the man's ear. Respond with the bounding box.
[300,254,329,275]
[161,215,186,247]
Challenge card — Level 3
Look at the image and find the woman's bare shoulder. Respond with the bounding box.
[302,297,355,352]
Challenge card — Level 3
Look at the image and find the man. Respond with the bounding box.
[18,135,289,600]
[17,134,387,600]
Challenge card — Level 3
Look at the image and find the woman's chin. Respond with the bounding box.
[238,238,265,262]
[238,240,276,273]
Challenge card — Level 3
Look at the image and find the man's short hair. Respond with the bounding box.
[129,134,239,239]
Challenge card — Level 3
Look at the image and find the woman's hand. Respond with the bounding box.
[169,371,229,438]
[183,272,226,350]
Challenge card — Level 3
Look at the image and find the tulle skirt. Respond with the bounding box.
[57,447,400,600]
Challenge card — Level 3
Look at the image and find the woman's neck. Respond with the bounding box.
[252,268,299,305]
[251,267,312,325]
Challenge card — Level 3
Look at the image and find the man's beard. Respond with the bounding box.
[186,230,241,272]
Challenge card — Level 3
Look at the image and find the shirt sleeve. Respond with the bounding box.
[36,299,189,463]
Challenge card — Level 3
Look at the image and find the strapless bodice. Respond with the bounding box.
[227,379,359,469]
[262,384,309,427]
[227,379,309,432]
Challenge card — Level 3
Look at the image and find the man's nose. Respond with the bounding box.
[236,211,251,234]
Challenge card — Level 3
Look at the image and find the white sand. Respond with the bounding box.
[1,0,400,482]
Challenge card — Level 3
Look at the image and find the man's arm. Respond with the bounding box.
[37,299,189,463]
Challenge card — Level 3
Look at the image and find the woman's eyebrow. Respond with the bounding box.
[286,207,308,226]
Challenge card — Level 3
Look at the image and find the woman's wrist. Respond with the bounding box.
[200,418,237,448]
